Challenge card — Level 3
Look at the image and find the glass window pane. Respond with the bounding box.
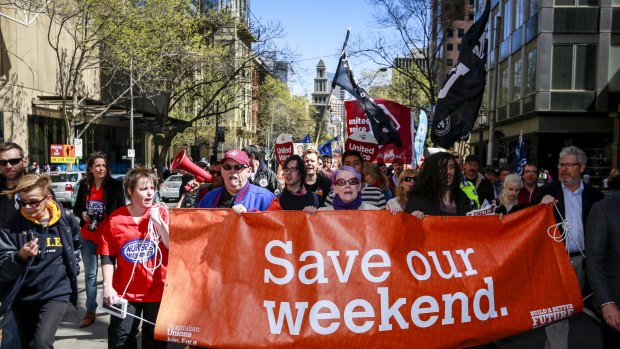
[515,0,524,28]
[503,0,512,40]
[579,0,599,5]
[512,57,522,100]
[500,65,509,105]
[526,49,537,95]
[529,0,538,17]
[552,45,573,89]
[555,0,576,5]
[575,45,596,90]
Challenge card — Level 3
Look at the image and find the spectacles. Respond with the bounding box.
[283,167,299,174]
[557,163,579,169]
[16,196,48,208]
[402,176,416,182]
[524,170,538,175]
[209,170,221,176]
[335,178,360,186]
[0,158,22,167]
[222,164,247,172]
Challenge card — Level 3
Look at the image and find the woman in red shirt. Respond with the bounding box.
[99,168,169,349]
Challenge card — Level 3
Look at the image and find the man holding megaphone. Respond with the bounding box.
[198,149,281,213]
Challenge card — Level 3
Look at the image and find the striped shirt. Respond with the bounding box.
[324,185,387,209]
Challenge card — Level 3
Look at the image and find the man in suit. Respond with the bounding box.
[586,190,620,348]
[532,145,605,349]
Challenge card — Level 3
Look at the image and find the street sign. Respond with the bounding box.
[50,144,76,163]
[74,138,83,158]
[128,149,135,158]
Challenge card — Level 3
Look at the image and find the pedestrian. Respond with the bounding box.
[518,163,541,206]
[387,159,404,193]
[100,168,169,349]
[532,145,605,348]
[321,155,334,177]
[0,174,80,348]
[73,151,125,328]
[586,189,620,348]
[243,145,281,195]
[303,149,331,204]
[363,162,392,201]
[462,154,495,207]
[278,155,321,210]
[405,152,471,219]
[198,149,281,212]
[386,169,416,214]
[494,173,525,215]
[304,166,379,213]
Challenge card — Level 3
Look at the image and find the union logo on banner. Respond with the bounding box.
[344,131,379,162]
[274,134,294,166]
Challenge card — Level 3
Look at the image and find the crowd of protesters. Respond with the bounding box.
[1,140,620,348]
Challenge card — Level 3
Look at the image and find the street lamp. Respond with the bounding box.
[477,109,487,161]
[367,67,388,88]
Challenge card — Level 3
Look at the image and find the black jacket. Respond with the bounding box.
[0,202,79,316]
[73,177,125,228]
[404,190,471,216]
[251,162,281,196]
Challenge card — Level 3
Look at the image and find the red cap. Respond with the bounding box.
[222,149,250,166]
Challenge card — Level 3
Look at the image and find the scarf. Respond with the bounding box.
[332,193,363,210]
[287,185,308,197]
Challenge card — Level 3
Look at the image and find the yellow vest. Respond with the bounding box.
[460,179,480,209]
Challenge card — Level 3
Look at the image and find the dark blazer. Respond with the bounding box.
[531,180,604,230]
[586,191,620,309]
[73,176,126,228]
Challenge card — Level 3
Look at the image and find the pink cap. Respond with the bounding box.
[222,149,250,166]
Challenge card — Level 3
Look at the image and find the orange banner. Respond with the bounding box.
[155,205,582,348]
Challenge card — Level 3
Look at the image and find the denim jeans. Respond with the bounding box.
[0,311,21,349]
[81,239,99,312]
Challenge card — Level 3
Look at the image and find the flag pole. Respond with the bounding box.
[316,29,351,146]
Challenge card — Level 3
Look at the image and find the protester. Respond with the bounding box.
[586,189,620,348]
[388,159,404,193]
[321,155,335,177]
[517,163,541,206]
[304,166,379,212]
[462,154,495,206]
[482,166,500,198]
[198,149,281,212]
[303,149,331,204]
[243,145,281,195]
[0,174,79,348]
[603,168,620,190]
[494,173,524,215]
[405,152,471,219]
[278,155,321,210]
[100,168,169,349]
[177,169,195,208]
[187,161,224,206]
[363,162,392,201]
[177,158,211,208]
[73,151,125,328]
[324,150,386,209]
[386,169,416,214]
[532,145,605,348]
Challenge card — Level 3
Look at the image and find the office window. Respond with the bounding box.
[447,58,453,66]
[512,57,522,100]
[500,64,509,105]
[555,0,599,4]
[447,43,453,51]
[503,0,512,40]
[446,28,454,37]
[514,0,524,29]
[526,48,537,95]
[552,44,596,90]
[458,28,464,37]
[528,0,538,17]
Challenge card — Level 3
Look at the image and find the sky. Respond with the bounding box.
[250,0,382,97]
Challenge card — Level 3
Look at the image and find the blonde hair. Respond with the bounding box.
[1,173,51,198]
[498,173,522,206]
[363,163,389,191]
[396,169,416,202]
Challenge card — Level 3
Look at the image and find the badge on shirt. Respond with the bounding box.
[259,178,268,187]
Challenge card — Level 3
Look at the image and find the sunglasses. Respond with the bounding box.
[16,196,48,208]
[402,176,416,182]
[335,178,360,186]
[0,158,22,167]
[222,164,247,171]
[209,170,221,176]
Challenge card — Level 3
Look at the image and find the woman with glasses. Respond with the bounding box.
[72,151,125,328]
[0,174,79,348]
[305,166,379,212]
[278,155,321,210]
[386,169,417,214]
[404,152,471,219]
[495,173,525,215]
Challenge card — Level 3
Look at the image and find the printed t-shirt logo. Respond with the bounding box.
[122,239,157,263]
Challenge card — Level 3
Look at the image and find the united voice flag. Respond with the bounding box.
[431,0,491,149]
[333,50,402,147]
[510,130,527,175]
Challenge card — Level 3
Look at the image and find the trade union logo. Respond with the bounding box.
[434,116,451,136]
[121,239,157,263]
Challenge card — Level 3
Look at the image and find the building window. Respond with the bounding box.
[514,0,524,29]
[526,48,537,95]
[500,64,509,105]
[447,43,453,51]
[503,0,512,41]
[512,57,522,101]
[446,28,453,37]
[552,44,596,90]
[457,44,462,51]
[555,0,599,5]
[469,12,474,20]
[447,58,453,66]
[458,28,464,37]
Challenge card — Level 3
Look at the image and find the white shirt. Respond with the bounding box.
[561,181,584,254]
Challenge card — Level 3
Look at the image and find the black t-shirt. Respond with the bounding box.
[304,173,331,205]
[217,189,235,208]
[278,188,320,210]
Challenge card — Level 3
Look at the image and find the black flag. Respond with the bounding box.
[333,47,402,147]
[431,0,491,149]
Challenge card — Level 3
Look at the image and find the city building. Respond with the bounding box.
[473,0,619,185]
[311,59,346,140]
[441,0,476,76]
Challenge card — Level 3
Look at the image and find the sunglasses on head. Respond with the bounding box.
[209,170,221,176]
[402,176,416,182]
[16,196,48,208]
[222,164,247,171]
[0,158,22,167]
[335,178,360,186]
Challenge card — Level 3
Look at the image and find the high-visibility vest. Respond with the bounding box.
[460,179,480,209]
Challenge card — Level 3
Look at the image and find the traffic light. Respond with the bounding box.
[216,127,225,143]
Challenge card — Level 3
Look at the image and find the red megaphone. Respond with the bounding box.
[170,149,212,183]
